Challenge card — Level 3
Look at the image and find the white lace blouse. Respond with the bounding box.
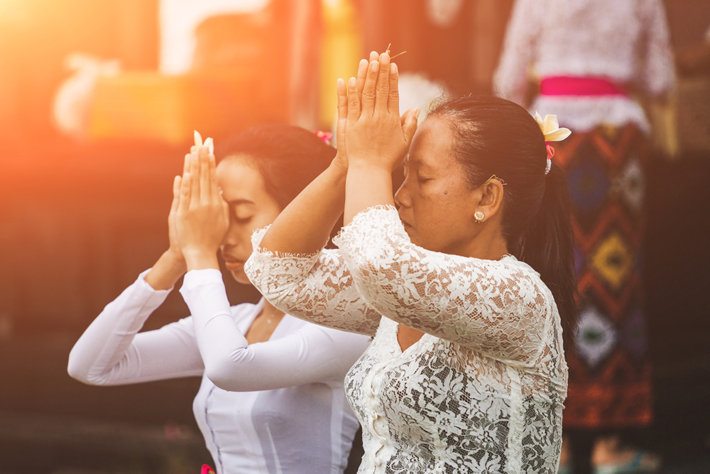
[494,0,674,132]
[67,269,369,474]
[246,206,568,473]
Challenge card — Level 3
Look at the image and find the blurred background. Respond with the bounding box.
[0,0,708,472]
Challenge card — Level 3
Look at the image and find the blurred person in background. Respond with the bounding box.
[495,0,675,472]
[68,124,370,473]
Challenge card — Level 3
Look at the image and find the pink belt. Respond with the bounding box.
[540,76,628,97]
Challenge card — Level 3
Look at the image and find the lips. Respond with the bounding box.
[221,254,245,269]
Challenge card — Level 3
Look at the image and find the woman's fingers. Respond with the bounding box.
[388,62,400,114]
[347,77,360,123]
[199,146,210,203]
[355,58,368,97]
[188,149,200,208]
[374,52,390,115]
[183,152,190,176]
[361,58,379,116]
[205,139,221,202]
[336,78,348,143]
[401,108,420,145]
[179,170,191,213]
[171,175,181,213]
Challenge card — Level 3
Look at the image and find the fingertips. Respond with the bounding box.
[361,59,379,114]
[375,52,390,111]
[369,51,378,61]
[356,59,368,94]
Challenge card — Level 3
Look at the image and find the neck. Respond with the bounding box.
[465,221,509,261]
[259,299,286,322]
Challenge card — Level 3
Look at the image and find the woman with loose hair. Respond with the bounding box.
[68,124,370,473]
[245,52,574,472]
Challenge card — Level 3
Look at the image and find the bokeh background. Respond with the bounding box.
[0,0,709,472]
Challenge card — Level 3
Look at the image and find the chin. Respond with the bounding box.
[229,269,251,285]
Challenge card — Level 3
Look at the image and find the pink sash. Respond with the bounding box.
[540,76,628,97]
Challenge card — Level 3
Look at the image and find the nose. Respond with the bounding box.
[394,176,411,209]
[221,217,246,253]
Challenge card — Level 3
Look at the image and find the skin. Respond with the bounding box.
[145,146,287,344]
[258,51,509,351]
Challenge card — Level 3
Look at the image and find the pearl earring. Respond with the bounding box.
[474,211,485,223]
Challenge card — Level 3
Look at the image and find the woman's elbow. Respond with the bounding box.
[66,348,90,383]
[203,351,253,391]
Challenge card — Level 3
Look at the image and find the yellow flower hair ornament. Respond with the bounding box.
[534,112,571,175]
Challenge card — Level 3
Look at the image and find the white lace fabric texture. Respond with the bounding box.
[246,206,568,473]
[494,0,674,132]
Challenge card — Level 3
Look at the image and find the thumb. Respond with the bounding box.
[401,108,419,145]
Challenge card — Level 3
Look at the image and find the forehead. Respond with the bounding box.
[216,155,268,201]
[409,116,456,168]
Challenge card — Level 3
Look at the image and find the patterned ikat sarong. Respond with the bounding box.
[556,124,652,428]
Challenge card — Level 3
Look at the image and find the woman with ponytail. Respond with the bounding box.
[244,51,574,472]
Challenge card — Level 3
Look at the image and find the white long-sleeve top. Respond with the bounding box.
[68,268,370,474]
[494,0,674,132]
[245,206,568,473]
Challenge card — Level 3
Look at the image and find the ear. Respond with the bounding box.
[474,178,505,223]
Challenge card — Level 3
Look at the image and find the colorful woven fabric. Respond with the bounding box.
[556,125,652,428]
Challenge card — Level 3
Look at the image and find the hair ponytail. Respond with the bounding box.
[517,161,577,347]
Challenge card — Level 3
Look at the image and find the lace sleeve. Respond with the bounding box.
[637,0,675,96]
[334,206,554,363]
[244,227,382,336]
[494,0,540,104]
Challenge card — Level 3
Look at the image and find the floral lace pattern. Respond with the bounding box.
[246,207,568,473]
[246,227,382,336]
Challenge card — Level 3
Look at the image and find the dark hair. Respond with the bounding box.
[215,123,336,209]
[430,96,576,345]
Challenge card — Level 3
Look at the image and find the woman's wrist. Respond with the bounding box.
[145,250,186,290]
[182,248,220,271]
[348,159,393,175]
[328,156,349,180]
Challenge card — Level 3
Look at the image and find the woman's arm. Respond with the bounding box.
[341,52,418,226]
[246,228,382,335]
[67,271,204,385]
[181,269,370,391]
[245,56,384,335]
[639,0,675,97]
[335,206,552,363]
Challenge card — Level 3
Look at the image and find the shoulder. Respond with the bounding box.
[492,257,554,306]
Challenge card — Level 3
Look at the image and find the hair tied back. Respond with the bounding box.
[534,112,571,175]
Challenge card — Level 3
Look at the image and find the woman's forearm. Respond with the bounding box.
[260,160,347,254]
[344,163,394,226]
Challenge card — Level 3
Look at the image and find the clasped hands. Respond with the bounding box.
[334,50,419,173]
[167,131,229,272]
